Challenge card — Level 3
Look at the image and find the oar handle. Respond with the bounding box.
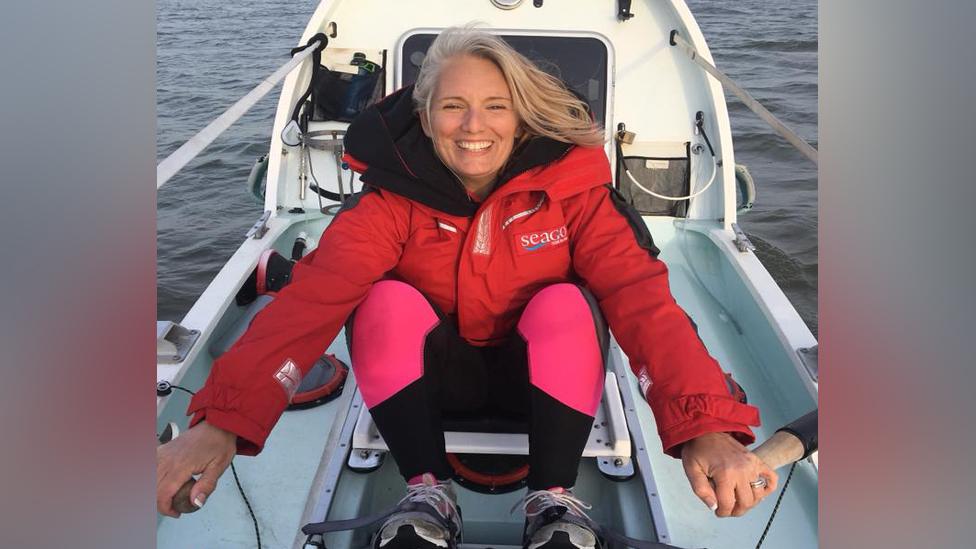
[752,430,805,470]
[172,478,199,514]
[752,409,818,470]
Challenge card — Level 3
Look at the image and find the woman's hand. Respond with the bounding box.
[681,432,778,517]
[156,421,237,518]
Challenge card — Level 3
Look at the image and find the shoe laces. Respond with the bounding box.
[400,474,460,527]
[512,487,593,521]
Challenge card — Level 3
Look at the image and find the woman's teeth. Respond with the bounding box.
[457,141,492,151]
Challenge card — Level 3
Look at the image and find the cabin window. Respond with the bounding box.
[400,33,609,126]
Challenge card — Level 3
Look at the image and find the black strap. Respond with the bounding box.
[302,499,691,549]
[289,33,330,124]
[537,510,691,549]
[302,507,397,535]
[301,501,447,536]
[290,33,329,58]
[309,182,343,202]
[584,514,690,549]
[598,525,695,549]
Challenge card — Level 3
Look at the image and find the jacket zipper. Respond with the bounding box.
[500,193,546,230]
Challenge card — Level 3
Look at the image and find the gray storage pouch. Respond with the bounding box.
[616,142,691,217]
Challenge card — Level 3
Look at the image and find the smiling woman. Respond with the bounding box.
[159,25,778,549]
[419,55,522,199]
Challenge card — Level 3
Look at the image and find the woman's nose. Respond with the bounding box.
[461,108,484,132]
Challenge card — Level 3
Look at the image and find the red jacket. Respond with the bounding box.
[188,87,760,457]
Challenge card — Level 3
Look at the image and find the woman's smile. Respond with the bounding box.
[455,140,493,151]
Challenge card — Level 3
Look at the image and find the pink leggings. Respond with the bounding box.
[349,280,607,489]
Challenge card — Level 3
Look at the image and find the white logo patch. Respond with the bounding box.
[637,365,652,396]
[274,359,302,401]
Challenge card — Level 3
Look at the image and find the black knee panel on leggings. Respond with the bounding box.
[527,386,597,490]
[366,377,454,481]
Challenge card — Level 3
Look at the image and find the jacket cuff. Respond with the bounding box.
[186,384,282,455]
[652,393,760,458]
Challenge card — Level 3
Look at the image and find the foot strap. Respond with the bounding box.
[597,525,693,549]
[301,501,443,536]
[302,507,397,536]
[567,512,691,549]
[529,510,690,549]
[302,504,688,549]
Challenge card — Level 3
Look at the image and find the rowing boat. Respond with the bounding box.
[156,2,818,547]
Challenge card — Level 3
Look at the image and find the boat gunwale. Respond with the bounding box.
[156,212,329,414]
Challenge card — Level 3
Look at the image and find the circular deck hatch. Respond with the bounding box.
[490,0,524,10]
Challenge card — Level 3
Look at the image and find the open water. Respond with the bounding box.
[157,0,818,336]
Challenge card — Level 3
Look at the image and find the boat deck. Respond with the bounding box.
[157,216,817,549]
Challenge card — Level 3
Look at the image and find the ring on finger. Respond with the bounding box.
[749,477,767,489]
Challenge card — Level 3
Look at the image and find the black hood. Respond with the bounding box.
[343,85,572,217]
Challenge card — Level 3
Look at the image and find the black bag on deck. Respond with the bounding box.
[309,58,385,122]
[289,35,386,125]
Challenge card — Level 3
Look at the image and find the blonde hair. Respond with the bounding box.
[412,26,605,148]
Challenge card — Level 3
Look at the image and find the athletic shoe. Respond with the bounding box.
[518,487,599,549]
[373,473,462,549]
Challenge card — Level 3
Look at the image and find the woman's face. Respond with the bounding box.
[421,55,521,194]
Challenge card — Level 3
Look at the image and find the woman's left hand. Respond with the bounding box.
[680,432,778,517]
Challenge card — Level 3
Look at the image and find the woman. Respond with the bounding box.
[157,27,777,549]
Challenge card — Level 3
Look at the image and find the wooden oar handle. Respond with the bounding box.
[172,478,199,514]
[752,430,805,470]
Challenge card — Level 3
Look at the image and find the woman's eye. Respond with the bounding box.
[442,104,463,111]
[487,104,508,111]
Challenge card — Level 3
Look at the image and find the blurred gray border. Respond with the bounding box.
[0,1,155,546]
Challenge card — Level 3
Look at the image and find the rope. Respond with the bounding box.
[156,38,325,189]
[669,30,818,166]
[755,461,797,548]
[231,462,262,549]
